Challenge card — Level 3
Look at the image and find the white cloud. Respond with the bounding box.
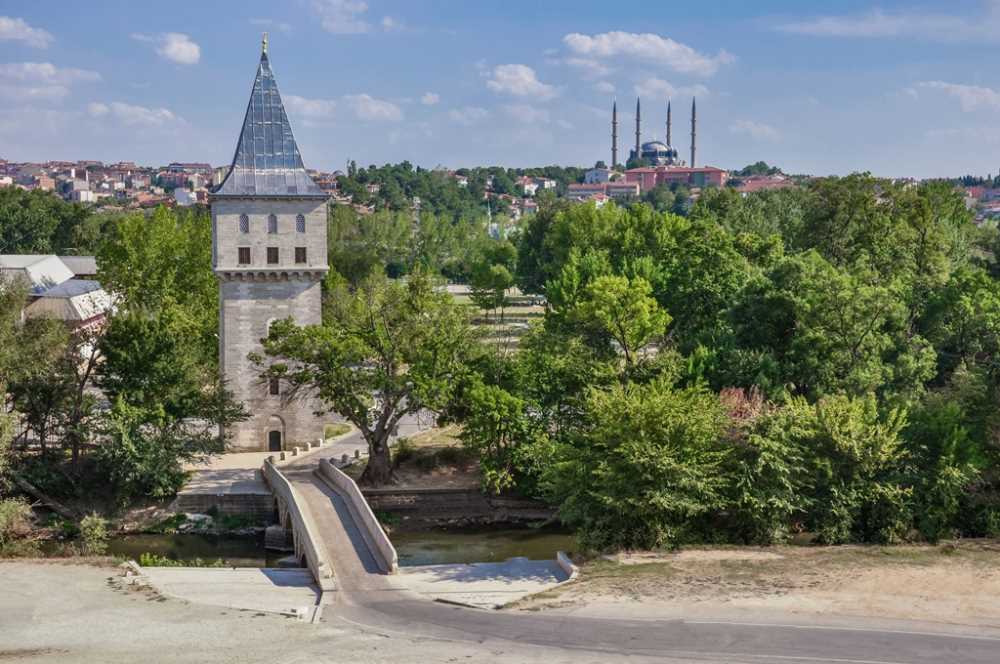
[486,64,556,99]
[343,94,402,121]
[504,104,550,124]
[285,94,337,120]
[0,62,100,103]
[730,120,780,141]
[594,81,615,94]
[634,77,708,99]
[420,92,440,106]
[313,0,370,34]
[448,106,489,126]
[86,102,108,117]
[919,81,1000,111]
[776,6,1000,42]
[0,16,53,48]
[562,31,734,77]
[381,16,403,32]
[89,101,181,127]
[563,56,613,78]
[250,18,292,34]
[132,32,201,65]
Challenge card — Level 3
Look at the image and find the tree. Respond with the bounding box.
[573,275,669,367]
[97,206,217,365]
[545,379,728,550]
[257,272,477,486]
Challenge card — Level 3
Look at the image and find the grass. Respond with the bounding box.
[324,423,352,440]
[138,552,226,568]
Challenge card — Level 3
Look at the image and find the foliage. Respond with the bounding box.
[0,186,93,254]
[97,395,235,501]
[79,513,109,555]
[138,552,225,567]
[0,498,34,556]
[544,379,728,551]
[257,271,478,486]
[97,206,217,365]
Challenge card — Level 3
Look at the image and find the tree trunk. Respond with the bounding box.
[359,434,394,487]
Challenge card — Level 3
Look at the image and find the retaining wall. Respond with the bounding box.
[361,487,554,520]
[317,458,398,574]
[170,493,274,521]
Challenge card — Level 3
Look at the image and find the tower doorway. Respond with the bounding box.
[268,430,282,451]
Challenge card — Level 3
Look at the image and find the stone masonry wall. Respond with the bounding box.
[212,196,329,451]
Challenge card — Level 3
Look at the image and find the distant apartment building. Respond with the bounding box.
[567,181,640,201]
[625,165,728,192]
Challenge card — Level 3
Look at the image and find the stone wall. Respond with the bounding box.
[212,196,329,452]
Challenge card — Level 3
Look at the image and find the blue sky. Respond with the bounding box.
[1,0,999,177]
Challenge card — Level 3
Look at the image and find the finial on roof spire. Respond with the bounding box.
[262,32,268,56]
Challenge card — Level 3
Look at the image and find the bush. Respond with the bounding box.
[79,513,109,555]
[138,552,224,567]
[0,498,35,556]
[544,379,728,551]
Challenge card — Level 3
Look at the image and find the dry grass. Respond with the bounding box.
[517,541,1000,625]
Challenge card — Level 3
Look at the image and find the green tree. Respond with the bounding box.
[572,275,669,367]
[545,379,728,550]
[257,272,477,486]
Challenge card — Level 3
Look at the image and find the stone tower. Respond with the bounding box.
[210,37,329,452]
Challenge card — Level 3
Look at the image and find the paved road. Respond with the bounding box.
[280,453,1000,663]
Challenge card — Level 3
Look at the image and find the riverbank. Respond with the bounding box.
[514,540,1000,629]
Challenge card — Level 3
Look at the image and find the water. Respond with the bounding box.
[392,527,576,567]
[100,526,576,568]
[105,533,285,568]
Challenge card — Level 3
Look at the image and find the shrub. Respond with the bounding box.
[138,552,224,567]
[0,498,35,556]
[79,513,109,555]
[545,379,728,551]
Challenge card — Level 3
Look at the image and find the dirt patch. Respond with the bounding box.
[388,426,481,489]
[518,541,1000,627]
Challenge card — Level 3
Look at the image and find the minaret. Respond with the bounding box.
[611,99,618,168]
[210,37,329,451]
[634,97,641,161]
[666,99,672,147]
[690,97,697,168]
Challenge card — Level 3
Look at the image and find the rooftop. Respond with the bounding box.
[212,45,325,199]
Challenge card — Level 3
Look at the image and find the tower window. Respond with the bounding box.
[267,247,279,264]
[239,214,249,234]
[267,214,278,234]
[268,377,280,396]
[295,247,307,264]
[238,247,251,265]
[296,214,306,233]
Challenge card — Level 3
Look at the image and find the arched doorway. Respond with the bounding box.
[266,415,285,452]
[267,430,282,451]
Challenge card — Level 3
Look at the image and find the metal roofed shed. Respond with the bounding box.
[0,255,75,294]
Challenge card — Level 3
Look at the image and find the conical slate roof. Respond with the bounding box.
[214,48,326,198]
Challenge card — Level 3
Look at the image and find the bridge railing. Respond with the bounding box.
[261,458,336,589]
[317,457,399,574]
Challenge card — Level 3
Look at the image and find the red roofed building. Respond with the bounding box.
[734,175,796,195]
[625,165,727,192]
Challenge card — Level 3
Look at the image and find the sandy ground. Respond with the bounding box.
[0,560,695,664]
[515,541,1000,630]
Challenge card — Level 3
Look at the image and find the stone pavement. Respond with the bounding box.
[140,567,321,618]
[398,558,570,609]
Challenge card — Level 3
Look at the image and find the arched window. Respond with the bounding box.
[267,214,278,234]
[295,213,306,233]
[239,214,249,234]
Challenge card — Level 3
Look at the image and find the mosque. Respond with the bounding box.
[613,96,728,191]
